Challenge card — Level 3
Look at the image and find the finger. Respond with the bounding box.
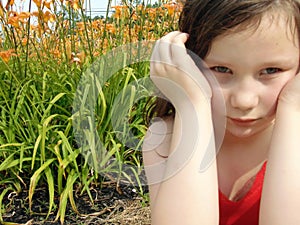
[160,31,186,54]
[158,31,185,65]
[150,40,172,78]
[160,31,183,42]
[151,31,188,77]
[151,31,182,62]
[170,32,190,65]
[170,34,212,99]
[150,39,162,62]
[171,32,189,47]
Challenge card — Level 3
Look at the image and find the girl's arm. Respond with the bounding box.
[260,76,300,224]
[143,107,219,225]
[143,31,219,225]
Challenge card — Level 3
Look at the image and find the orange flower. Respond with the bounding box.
[106,24,116,34]
[5,0,14,10]
[0,49,16,63]
[21,37,28,46]
[30,23,44,37]
[8,16,19,28]
[77,51,85,63]
[18,12,31,22]
[111,5,122,19]
[31,11,40,17]
[66,0,80,10]
[65,40,72,60]
[93,51,100,57]
[72,0,80,10]
[51,49,61,59]
[131,11,137,21]
[76,21,85,31]
[33,0,42,8]
[43,1,52,10]
[147,8,157,17]
[44,11,55,23]
[0,3,5,18]
[163,2,178,15]
[111,5,129,19]
[92,20,103,30]
[136,4,146,14]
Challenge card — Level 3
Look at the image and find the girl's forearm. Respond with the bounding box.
[260,104,300,224]
[151,106,219,225]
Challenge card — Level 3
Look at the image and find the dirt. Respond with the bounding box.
[1,182,151,225]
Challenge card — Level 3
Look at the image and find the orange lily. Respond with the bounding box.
[33,0,42,8]
[43,11,55,23]
[0,49,16,63]
[5,0,14,10]
[18,12,31,22]
[8,16,19,28]
[43,1,52,10]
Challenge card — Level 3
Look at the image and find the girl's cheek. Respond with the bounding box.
[265,80,291,113]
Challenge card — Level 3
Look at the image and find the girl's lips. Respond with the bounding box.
[228,117,258,126]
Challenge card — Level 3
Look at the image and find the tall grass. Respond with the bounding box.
[0,0,182,224]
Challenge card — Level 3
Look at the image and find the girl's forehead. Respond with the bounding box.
[205,11,300,68]
[220,10,298,43]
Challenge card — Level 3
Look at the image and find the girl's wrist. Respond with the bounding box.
[277,99,300,115]
[175,100,212,120]
[276,101,300,126]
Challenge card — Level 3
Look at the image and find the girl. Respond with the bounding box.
[143,0,300,224]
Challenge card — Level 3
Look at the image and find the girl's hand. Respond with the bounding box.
[278,73,300,112]
[150,31,226,154]
[150,31,212,110]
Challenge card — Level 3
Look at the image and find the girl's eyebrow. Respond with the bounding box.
[204,57,297,68]
[203,58,233,66]
[256,57,299,68]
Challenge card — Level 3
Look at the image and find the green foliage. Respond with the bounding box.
[0,0,181,223]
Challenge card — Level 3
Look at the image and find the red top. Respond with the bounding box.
[219,162,267,225]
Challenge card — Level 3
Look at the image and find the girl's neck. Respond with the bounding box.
[217,124,273,167]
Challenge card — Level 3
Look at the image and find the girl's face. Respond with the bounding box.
[204,12,300,138]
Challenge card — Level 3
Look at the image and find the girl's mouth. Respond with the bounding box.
[228,117,258,126]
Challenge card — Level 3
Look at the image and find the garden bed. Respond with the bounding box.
[2,183,150,225]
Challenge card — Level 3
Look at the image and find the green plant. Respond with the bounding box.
[0,0,181,223]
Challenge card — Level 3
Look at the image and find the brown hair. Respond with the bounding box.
[145,0,300,124]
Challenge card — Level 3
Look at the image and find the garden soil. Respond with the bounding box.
[1,182,151,225]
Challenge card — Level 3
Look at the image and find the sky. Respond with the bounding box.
[78,0,160,17]
[4,0,159,18]
[84,0,115,17]
[3,0,116,17]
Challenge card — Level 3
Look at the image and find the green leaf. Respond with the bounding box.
[29,158,56,212]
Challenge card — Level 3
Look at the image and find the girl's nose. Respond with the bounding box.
[229,80,259,111]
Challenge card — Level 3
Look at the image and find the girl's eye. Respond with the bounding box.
[261,68,281,75]
[210,66,231,74]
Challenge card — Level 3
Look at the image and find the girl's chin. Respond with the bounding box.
[226,130,256,138]
[226,129,256,139]
[225,122,274,139]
